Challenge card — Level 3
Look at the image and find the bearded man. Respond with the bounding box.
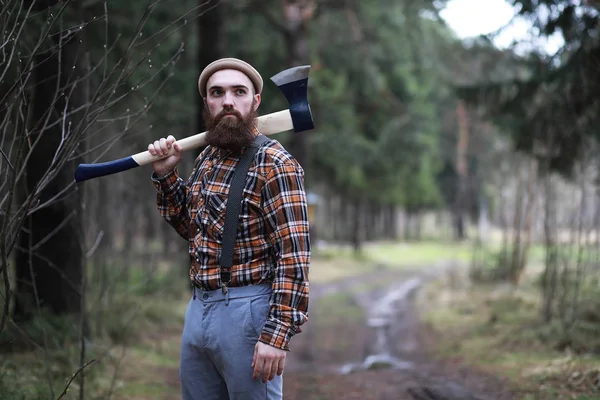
[148,58,310,400]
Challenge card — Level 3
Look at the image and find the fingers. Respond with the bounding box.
[276,358,285,376]
[147,142,156,155]
[252,357,263,381]
[262,359,273,383]
[252,342,260,380]
[252,352,274,383]
[167,135,183,153]
[254,358,275,383]
[267,360,278,382]
[160,137,169,154]
[147,135,179,156]
[252,357,284,383]
[252,342,286,383]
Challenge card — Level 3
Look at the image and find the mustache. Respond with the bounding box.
[215,109,243,122]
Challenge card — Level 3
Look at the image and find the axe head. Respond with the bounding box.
[270,65,314,132]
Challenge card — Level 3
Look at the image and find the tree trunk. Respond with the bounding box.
[384,205,396,239]
[478,194,489,243]
[196,0,226,138]
[351,200,363,254]
[13,36,84,321]
[281,0,315,170]
[414,211,423,241]
[509,158,525,282]
[366,202,375,241]
[404,212,412,241]
[513,158,538,285]
[453,100,469,241]
[541,170,558,323]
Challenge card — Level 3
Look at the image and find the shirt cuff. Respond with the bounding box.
[151,169,180,195]
[259,319,301,351]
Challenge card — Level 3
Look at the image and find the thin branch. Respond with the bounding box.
[85,230,104,259]
[0,147,14,171]
[135,0,220,47]
[0,224,10,336]
[56,359,96,400]
[29,211,76,252]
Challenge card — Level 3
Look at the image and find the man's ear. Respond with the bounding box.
[253,94,261,111]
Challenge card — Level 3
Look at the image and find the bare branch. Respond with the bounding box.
[56,359,96,400]
[0,147,14,171]
[85,230,104,258]
[0,224,11,336]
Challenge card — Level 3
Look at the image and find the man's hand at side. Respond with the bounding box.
[252,341,286,383]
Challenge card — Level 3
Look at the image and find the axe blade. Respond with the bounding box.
[270,65,314,133]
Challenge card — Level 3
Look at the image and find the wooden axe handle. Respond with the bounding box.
[133,110,293,164]
[74,109,293,183]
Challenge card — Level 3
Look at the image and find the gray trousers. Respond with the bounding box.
[180,282,283,400]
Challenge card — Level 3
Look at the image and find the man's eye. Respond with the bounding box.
[236,89,245,95]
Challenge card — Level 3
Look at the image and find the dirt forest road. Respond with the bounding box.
[151,263,517,400]
[281,264,517,400]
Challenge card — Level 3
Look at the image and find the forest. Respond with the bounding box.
[1,0,599,399]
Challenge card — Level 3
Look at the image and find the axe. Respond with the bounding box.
[73,65,313,183]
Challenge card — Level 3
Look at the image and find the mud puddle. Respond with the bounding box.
[284,263,517,400]
[339,277,422,374]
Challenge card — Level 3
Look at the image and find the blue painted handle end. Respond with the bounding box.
[74,156,140,182]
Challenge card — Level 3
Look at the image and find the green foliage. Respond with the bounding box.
[456,1,600,178]
[0,338,104,400]
[14,0,487,213]
[294,1,455,208]
[0,311,81,351]
[82,0,194,134]
[0,360,47,400]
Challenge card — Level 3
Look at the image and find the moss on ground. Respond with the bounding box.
[418,279,600,400]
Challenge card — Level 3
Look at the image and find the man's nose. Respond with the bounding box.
[222,92,235,107]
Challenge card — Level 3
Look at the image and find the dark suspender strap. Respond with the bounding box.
[219,134,269,292]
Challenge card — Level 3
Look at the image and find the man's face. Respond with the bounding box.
[203,69,262,153]
[205,69,260,118]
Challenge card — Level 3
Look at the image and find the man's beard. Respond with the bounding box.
[203,103,258,154]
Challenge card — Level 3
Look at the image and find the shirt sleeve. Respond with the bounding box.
[259,161,311,351]
[151,168,190,240]
[151,148,207,241]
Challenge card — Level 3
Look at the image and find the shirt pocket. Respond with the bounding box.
[239,189,262,221]
[205,189,263,241]
[205,191,228,237]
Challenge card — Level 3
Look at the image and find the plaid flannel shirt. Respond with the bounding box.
[151,133,310,351]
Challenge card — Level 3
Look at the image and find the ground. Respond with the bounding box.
[3,242,599,399]
[110,259,519,400]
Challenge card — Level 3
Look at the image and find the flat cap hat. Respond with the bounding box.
[197,58,264,98]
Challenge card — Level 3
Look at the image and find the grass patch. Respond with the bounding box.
[311,240,473,283]
[362,241,473,266]
[0,241,479,399]
[0,288,188,400]
[292,290,368,364]
[419,280,600,399]
[313,292,364,325]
